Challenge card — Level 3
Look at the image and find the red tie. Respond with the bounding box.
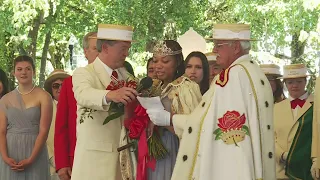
[291,99,306,109]
[111,70,118,79]
[106,71,119,90]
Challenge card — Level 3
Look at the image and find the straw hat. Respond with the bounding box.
[205,52,217,62]
[259,64,282,77]
[96,24,134,42]
[44,69,70,93]
[207,24,256,41]
[278,64,310,79]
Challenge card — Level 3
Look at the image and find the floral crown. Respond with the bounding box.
[152,41,182,56]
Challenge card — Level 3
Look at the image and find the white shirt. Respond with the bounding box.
[98,58,123,105]
[99,58,124,80]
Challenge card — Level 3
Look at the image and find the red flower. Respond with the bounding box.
[126,80,137,89]
[106,80,126,90]
[217,111,246,132]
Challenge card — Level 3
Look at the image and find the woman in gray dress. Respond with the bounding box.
[147,40,202,180]
[0,55,52,180]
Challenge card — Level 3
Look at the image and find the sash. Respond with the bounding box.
[285,104,313,180]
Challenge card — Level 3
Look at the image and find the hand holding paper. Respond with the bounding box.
[137,96,164,110]
[146,109,171,126]
[137,96,171,126]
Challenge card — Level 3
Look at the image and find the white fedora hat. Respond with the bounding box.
[207,24,256,41]
[260,64,282,77]
[278,64,310,79]
[96,24,134,42]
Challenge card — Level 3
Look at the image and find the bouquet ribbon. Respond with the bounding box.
[126,105,156,180]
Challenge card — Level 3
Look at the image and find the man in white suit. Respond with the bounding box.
[147,24,276,180]
[71,24,138,180]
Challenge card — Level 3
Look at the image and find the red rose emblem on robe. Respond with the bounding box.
[217,111,246,132]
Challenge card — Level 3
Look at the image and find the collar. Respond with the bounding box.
[97,57,118,77]
[229,54,251,67]
[288,91,309,101]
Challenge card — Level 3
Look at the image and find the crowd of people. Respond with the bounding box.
[0,22,319,180]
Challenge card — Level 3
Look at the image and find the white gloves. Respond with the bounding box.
[311,158,319,179]
[146,109,171,126]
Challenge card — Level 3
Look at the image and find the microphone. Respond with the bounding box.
[116,77,153,108]
[136,76,153,92]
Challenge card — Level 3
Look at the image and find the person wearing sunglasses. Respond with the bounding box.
[44,69,70,180]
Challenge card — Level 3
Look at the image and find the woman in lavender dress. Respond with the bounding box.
[0,55,52,180]
[147,40,202,180]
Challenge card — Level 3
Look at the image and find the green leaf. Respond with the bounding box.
[213,128,222,135]
[213,128,223,140]
[103,112,123,125]
[242,125,250,136]
[215,132,223,140]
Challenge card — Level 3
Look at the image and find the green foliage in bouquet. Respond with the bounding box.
[148,131,169,160]
[141,79,169,160]
[103,73,139,125]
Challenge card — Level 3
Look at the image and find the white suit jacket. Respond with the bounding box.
[71,57,127,180]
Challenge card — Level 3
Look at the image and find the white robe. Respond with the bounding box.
[171,55,276,180]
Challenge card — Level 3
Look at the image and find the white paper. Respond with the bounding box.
[137,96,164,110]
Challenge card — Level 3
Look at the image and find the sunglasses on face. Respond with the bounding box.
[52,83,62,89]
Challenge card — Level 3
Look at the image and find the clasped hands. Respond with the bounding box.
[3,156,32,171]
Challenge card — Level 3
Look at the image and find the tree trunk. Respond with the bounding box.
[291,32,306,63]
[1,32,16,90]
[27,12,44,59]
[38,31,52,88]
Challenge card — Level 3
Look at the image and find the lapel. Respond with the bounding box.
[295,94,314,122]
[92,57,111,88]
[279,99,296,130]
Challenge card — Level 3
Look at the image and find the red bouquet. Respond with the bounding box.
[124,80,168,180]
[103,75,138,125]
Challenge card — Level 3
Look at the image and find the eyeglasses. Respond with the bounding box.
[213,42,232,49]
[52,83,62,89]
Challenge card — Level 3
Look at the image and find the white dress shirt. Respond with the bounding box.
[98,58,123,105]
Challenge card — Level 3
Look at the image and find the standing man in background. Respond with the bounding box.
[54,31,98,180]
[205,52,222,84]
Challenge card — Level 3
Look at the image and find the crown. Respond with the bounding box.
[152,41,182,56]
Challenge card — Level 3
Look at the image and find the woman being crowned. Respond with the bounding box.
[143,40,202,179]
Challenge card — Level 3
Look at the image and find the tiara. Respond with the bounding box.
[152,41,182,56]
